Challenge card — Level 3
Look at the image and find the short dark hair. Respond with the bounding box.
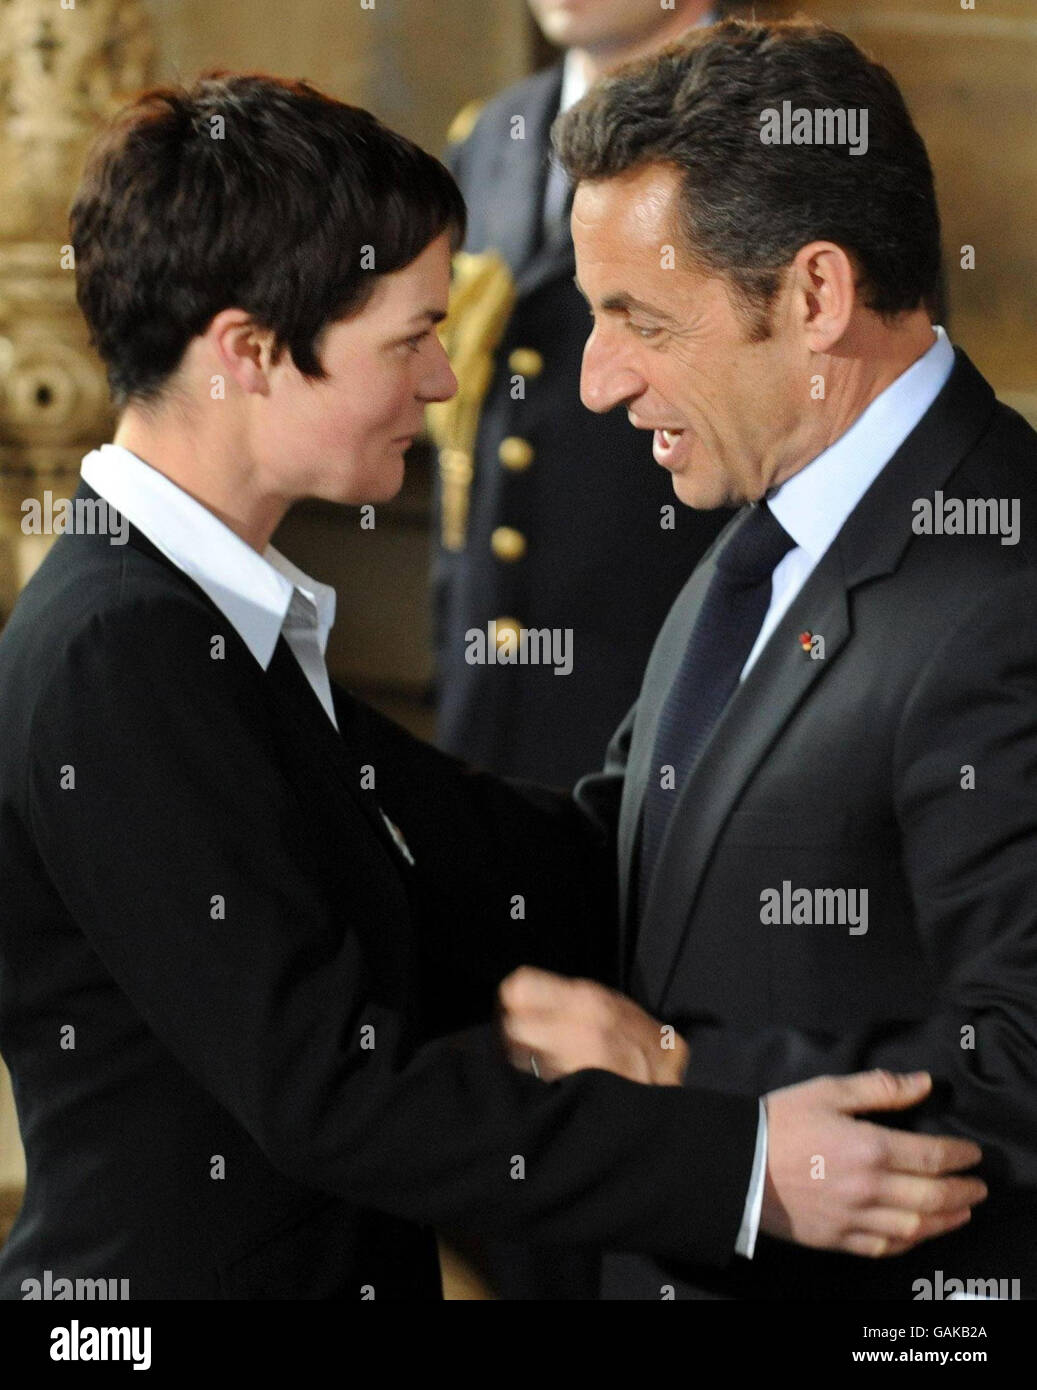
[554,19,942,339]
[70,72,467,407]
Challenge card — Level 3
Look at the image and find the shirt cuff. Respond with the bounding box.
[734,1098,767,1259]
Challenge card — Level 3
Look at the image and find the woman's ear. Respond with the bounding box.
[207,309,277,396]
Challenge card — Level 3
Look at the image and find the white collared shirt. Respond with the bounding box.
[743,326,956,679]
[80,443,339,730]
[558,50,589,116]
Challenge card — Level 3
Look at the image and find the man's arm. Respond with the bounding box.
[26,589,756,1267]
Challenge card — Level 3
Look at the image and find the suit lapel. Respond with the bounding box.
[631,550,851,1010]
[622,348,998,1010]
[616,555,713,957]
[615,508,743,969]
[483,66,563,280]
[264,636,395,847]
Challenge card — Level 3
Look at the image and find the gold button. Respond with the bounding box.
[508,348,544,378]
[493,617,523,647]
[491,526,527,563]
[498,436,534,471]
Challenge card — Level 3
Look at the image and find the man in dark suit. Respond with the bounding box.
[503,19,1037,1298]
[0,70,983,1300]
[432,0,727,786]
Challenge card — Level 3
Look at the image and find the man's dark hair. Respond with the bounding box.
[70,72,467,407]
[554,18,942,339]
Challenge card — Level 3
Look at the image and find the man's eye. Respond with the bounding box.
[401,332,429,354]
[629,323,661,341]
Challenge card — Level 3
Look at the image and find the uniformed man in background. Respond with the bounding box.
[430,0,727,788]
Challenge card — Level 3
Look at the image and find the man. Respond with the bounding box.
[0,72,983,1301]
[502,19,1037,1298]
[433,0,728,786]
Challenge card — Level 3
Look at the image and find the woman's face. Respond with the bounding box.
[259,233,457,506]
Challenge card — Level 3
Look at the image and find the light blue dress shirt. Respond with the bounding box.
[745,326,956,679]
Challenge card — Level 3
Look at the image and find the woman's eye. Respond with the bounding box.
[401,332,429,354]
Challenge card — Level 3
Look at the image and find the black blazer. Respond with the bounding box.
[574,349,1037,1298]
[433,64,730,785]
[0,486,757,1300]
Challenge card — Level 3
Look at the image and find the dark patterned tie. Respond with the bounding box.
[638,500,795,914]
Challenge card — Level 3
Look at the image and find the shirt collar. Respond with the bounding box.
[80,443,336,671]
[768,325,956,562]
[559,52,589,114]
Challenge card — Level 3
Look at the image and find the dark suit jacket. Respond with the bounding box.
[434,64,729,785]
[0,486,758,1300]
[574,349,1037,1298]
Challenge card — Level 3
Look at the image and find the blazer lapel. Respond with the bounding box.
[623,347,998,1011]
[614,508,743,970]
[616,554,714,956]
[631,549,851,1011]
[258,634,416,877]
[84,483,412,876]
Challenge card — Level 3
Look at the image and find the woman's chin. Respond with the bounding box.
[330,455,407,506]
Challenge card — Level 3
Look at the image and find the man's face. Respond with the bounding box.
[259,233,456,505]
[528,0,710,53]
[573,164,807,509]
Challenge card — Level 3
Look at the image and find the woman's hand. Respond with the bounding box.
[498,965,690,1085]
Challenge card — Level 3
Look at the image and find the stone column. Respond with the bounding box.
[0,0,155,621]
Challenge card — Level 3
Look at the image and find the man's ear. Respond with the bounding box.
[791,242,857,354]
[206,309,279,395]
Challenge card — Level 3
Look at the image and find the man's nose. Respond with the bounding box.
[580,328,643,414]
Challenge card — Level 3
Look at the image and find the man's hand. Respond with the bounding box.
[498,968,988,1259]
[763,1069,985,1257]
[498,965,689,1085]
